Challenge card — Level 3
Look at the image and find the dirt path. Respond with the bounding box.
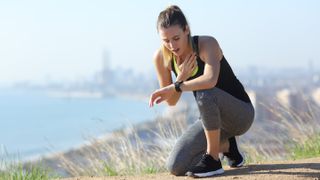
[61,157,320,180]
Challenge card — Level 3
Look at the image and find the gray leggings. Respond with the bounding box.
[166,88,254,175]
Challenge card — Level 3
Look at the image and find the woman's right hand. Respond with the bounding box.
[177,53,197,81]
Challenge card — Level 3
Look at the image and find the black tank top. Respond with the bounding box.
[171,36,251,103]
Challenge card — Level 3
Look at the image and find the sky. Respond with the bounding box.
[0,0,319,85]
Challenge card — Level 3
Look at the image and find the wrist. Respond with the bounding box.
[174,80,184,92]
[176,76,186,82]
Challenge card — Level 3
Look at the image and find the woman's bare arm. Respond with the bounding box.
[179,36,223,91]
[153,49,182,106]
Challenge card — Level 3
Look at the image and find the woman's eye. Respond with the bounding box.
[174,38,180,41]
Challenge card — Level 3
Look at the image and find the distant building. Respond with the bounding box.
[249,89,277,122]
[312,87,320,106]
[102,50,112,87]
[276,89,290,108]
[276,88,312,121]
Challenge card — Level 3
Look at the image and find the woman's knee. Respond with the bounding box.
[166,120,206,175]
[166,157,187,176]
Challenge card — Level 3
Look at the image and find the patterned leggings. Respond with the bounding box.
[166,87,254,175]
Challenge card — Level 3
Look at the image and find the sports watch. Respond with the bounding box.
[174,81,184,92]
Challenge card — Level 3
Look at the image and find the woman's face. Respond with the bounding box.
[159,24,190,57]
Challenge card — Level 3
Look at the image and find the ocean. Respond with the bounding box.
[0,88,164,161]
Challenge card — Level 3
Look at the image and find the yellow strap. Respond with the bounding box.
[173,56,199,77]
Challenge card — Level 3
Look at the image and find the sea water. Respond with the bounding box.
[0,88,164,161]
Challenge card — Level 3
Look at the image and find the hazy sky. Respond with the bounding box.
[0,0,319,85]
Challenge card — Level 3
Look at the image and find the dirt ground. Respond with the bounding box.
[61,157,320,180]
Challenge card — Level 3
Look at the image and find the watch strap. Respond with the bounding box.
[174,81,183,92]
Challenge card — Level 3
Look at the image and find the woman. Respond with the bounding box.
[149,5,254,178]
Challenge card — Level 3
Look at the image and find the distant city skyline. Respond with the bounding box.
[0,0,319,86]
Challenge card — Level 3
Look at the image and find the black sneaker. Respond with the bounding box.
[223,137,245,168]
[186,153,224,178]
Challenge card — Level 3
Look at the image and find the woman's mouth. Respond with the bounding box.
[172,48,180,53]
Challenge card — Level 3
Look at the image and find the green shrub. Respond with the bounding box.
[291,134,320,159]
[0,163,54,180]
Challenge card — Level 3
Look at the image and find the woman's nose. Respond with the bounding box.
[169,42,177,50]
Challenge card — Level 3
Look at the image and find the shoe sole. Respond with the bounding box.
[186,168,224,178]
[224,136,246,168]
[227,151,245,168]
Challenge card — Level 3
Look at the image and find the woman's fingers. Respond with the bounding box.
[155,96,164,104]
[186,53,196,69]
[149,94,154,107]
[186,53,194,63]
[149,90,166,107]
[191,61,196,69]
[188,53,197,66]
[177,52,197,78]
[149,91,159,107]
[192,57,197,68]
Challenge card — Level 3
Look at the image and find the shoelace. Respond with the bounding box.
[198,154,211,165]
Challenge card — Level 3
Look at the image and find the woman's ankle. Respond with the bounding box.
[206,151,219,161]
[219,141,230,153]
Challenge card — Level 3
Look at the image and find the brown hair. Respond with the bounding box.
[157,5,193,66]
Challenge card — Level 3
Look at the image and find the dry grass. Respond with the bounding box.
[240,96,320,162]
[41,105,192,177]
[24,98,320,178]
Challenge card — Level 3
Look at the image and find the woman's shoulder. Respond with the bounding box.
[153,48,163,61]
[153,48,172,71]
[196,35,223,61]
[197,35,220,48]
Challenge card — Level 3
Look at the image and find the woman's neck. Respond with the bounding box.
[177,44,193,63]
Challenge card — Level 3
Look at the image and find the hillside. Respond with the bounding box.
[61,157,320,180]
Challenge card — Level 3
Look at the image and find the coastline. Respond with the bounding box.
[22,102,194,177]
[1,88,166,166]
[19,94,320,178]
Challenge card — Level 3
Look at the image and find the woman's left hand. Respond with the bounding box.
[149,84,175,107]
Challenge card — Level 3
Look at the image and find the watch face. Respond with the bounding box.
[174,81,183,92]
